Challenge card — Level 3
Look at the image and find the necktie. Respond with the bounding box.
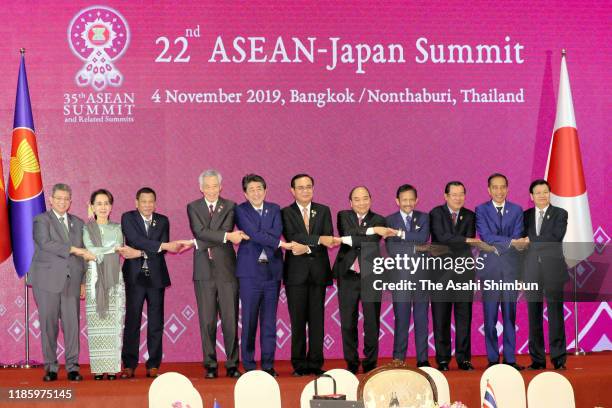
[59,216,69,240]
[256,208,268,262]
[351,215,365,273]
[143,219,151,273]
[451,211,458,226]
[405,214,412,232]
[302,207,310,233]
[208,204,215,259]
[496,206,503,228]
[536,209,544,236]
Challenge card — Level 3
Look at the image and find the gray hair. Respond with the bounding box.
[198,169,222,186]
[51,183,72,198]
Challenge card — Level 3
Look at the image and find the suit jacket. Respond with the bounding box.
[281,202,333,286]
[28,211,86,296]
[332,210,386,280]
[234,201,283,281]
[430,205,476,280]
[121,210,171,288]
[522,205,568,285]
[475,200,523,280]
[187,197,237,282]
[385,210,430,280]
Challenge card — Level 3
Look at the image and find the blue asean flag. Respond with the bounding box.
[8,51,46,278]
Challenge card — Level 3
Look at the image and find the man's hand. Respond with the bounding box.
[82,250,96,262]
[116,246,142,259]
[80,284,86,300]
[472,241,497,253]
[511,238,529,251]
[319,236,339,248]
[226,231,245,245]
[291,243,309,256]
[70,246,85,257]
[373,227,398,238]
[161,241,182,253]
[280,241,295,250]
[465,238,481,244]
[175,239,195,253]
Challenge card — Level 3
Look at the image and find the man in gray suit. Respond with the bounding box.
[187,169,247,379]
[29,183,95,382]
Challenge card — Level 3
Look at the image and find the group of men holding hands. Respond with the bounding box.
[30,169,569,382]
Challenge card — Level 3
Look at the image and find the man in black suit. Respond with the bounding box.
[523,179,568,370]
[333,186,396,374]
[187,170,247,379]
[282,174,337,376]
[120,187,190,378]
[429,181,481,371]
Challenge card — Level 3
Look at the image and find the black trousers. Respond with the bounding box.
[528,287,566,366]
[286,282,326,371]
[122,284,165,369]
[338,273,381,370]
[431,300,472,364]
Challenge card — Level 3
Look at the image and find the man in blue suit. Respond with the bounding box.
[234,174,293,377]
[475,173,528,370]
[385,184,431,367]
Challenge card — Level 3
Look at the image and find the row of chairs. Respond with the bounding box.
[149,364,576,407]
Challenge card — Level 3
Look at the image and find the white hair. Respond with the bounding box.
[198,169,222,186]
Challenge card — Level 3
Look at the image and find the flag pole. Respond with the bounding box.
[559,48,584,357]
[15,47,40,370]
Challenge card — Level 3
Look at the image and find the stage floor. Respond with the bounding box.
[0,353,610,407]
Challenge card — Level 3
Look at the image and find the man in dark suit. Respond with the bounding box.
[187,170,247,379]
[385,184,430,367]
[234,174,293,377]
[429,181,480,371]
[282,174,337,376]
[475,173,527,370]
[522,179,568,370]
[121,187,189,378]
[29,183,94,382]
[333,186,395,374]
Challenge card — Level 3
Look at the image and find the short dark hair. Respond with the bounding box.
[90,189,114,205]
[445,181,466,194]
[529,179,550,194]
[290,174,314,188]
[242,174,266,192]
[396,184,417,199]
[136,187,156,200]
[349,186,371,201]
[487,173,508,187]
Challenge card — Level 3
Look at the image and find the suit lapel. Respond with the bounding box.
[134,211,148,237]
[209,199,226,230]
[291,202,308,234]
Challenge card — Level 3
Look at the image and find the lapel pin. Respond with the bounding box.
[218,205,223,212]
[546,214,550,219]
[415,224,421,230]
[311,209,317,217]
[459,215,463,221]
[151,219,157,228]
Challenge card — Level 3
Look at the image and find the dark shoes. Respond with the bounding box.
[94,374,104,380]
[310,368,325,376]
[527,362,546,370]
[554,362,567,370]
[263,368,278,377]
[458,361,474,371]
[67,371,83,381]
[120,367,135,379]
[205,368,218,379]
[227,367,242,378]
[107,374,117,380]
[146,367,159,378]
[416,361,431,368]
[487,361,499,368]
[43,371,58,382]
[505,362,525,371]
[292,369,307,377]
[362,364,377,374]
[437,362,449,371]
[347,363,359,375]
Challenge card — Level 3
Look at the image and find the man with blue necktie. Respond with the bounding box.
[385,184,431,367]
[234,174,294,377]
[475,173,528,370]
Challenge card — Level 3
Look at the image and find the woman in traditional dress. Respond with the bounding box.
[83,189,137,380]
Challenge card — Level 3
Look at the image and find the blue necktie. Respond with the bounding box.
[257,209,263,217]
[405,215,411,232]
